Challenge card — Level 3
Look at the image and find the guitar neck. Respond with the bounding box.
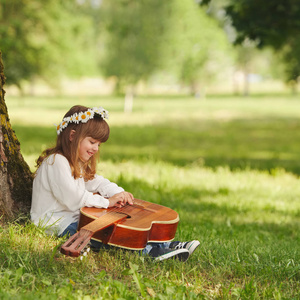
[60,212,127,257]
[82,212,128,233]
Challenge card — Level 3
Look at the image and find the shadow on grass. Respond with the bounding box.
[13,115,300,175]
[116,176,299,241]
[115,176,300,281]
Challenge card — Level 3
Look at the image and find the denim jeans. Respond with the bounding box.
[59,222,78,237]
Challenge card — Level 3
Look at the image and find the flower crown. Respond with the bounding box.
[56,107,109,135]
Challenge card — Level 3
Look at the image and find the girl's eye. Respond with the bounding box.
[91,141,100,146]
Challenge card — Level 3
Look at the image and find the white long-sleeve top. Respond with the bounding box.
[30,154,124,235]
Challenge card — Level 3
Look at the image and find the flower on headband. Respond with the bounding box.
[56,120,68,135]
[61,120,68,129]
[79,112,89,123]
[86,109,94,118]
[56,124,61,135]
[56,106,108,135]
[93,107,109,119]
[69,114,78,123]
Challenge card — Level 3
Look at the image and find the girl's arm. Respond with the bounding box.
[46,154,109,210]
[85,174,134,207]
[85,174,124,198]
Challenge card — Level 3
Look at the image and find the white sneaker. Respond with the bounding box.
[169,240,200,255]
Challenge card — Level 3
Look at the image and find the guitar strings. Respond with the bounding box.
[99,199,143,219]
[84,203,132,230]
[81,200,145,236]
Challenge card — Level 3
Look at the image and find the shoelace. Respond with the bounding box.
[175,242,187,249]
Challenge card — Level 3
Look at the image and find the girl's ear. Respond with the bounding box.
[69,130,76,142]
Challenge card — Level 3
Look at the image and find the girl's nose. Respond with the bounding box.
[93,144,99,152]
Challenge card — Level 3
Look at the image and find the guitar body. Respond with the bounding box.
[78,198,179,250]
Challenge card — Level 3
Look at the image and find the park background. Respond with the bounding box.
[1,0,300,299]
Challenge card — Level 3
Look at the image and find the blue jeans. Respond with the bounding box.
[59,221,170,254]
[59,222,78,237]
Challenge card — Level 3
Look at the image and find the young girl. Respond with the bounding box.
[31,105,199,261]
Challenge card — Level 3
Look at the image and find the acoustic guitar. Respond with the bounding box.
[60,198,179,257]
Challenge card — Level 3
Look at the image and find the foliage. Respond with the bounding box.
[201,0,300,86]
[0,0,98,89]
[225,0,300,86]
[279,36,300,86]
[99,0,234,96]
[100,0,173,92]
[224,0,300,49]
[166,0,234,95]
[1,0,290,94]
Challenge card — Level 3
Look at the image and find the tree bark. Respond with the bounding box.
[124,85,134,113]
[0,52,33,222]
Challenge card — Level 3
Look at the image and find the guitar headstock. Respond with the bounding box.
[60,229,93,257]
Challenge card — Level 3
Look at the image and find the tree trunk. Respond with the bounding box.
[124,85,134,113]
[0,52,33,222]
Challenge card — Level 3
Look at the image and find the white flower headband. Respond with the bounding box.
[56,107,109,135]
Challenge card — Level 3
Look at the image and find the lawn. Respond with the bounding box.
[1,94,300,299]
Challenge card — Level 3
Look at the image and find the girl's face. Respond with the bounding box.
[78,136,101,162]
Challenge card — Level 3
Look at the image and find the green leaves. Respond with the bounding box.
[225,0,300,49]
[100,0,174,90]
[0,0,98,89]
[206,0,300,86]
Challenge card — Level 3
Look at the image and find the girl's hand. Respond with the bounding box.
[108,191,134,208]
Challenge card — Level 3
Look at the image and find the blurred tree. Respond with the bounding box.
[100,0,233,104]
[167,0,233,97]
[279,37,300,91]
[224,0,300,49]
[233,41,256,96]
[231,44,279,96]
[0,0,98,92]
[201,0,300,88]
[100,0,173,112]
[0,52,32,221]
[225,0,300,88]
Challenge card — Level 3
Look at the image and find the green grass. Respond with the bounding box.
[1,94,300,299]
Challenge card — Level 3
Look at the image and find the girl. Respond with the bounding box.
[31,105,199,261]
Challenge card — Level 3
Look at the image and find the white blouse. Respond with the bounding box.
[30,154,124,235]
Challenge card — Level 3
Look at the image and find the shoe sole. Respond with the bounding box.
[154,249,190,262]
[186,240,200,255]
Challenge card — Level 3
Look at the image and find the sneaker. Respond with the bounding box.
[148,247,190,262]
[169,240,200,255]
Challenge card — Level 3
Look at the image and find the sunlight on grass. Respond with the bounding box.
[2,94,300,298]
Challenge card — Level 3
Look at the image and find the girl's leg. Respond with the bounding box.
[142,242,171,255]
[59,222,78,237]
[90,239,112,251]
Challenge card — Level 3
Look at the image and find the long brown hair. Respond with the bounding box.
[35,105,110,181]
